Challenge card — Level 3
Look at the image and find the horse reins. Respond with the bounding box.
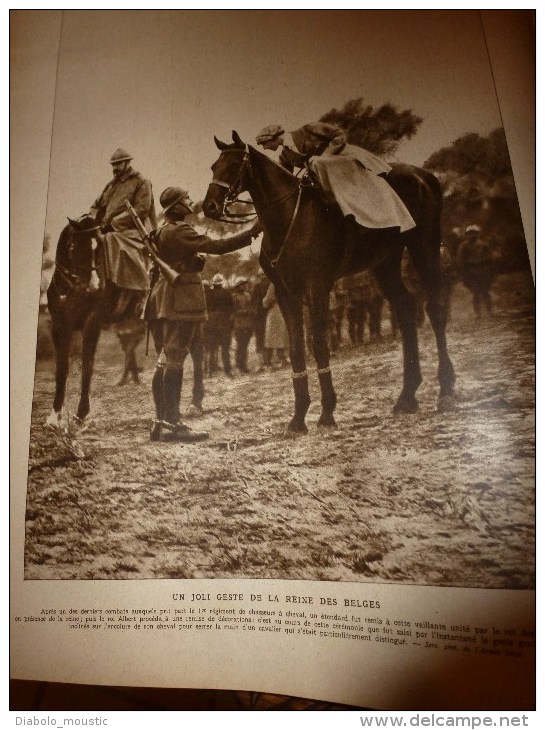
[213,146,316,306]
[213,147,304,268]
[212,151,258,223]
[53,228,101,294]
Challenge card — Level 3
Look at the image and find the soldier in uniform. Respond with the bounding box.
[344,271,384,345]
[91,148,156,233]
[146,186,260,442]
[457,224,497,319]
[204,273,234,377]
[91,148,157,314]
[251,269,270,365]
[115,316,146,386]
[231,277,256,374]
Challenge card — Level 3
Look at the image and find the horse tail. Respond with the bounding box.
[404,169,443,289]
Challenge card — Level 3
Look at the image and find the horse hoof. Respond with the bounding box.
[46,409,69,434]
[186,404,204,418]
[75,417,95,433]
[317,416,337,430]
[393,399,419,415]
[437,395,457,412]
[150,420,162,441]
[285,422,308,438]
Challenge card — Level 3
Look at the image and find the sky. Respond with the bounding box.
[21,10,505,245]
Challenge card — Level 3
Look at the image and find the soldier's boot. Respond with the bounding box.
[162,367,208,443]
[276,348,288,368]
[258,348,273,372]
[162,367,183,427]
[150,366,164,441]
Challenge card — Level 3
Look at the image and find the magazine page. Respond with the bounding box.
[10,10,535,711]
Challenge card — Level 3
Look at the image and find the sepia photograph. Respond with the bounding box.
[18,10,534,593]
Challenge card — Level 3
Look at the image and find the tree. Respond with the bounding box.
[320,98,423,156]
[424,128,529,271]
[424,128,512,182]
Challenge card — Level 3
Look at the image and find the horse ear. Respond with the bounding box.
[232,130,245,148]
[214,135,229,151]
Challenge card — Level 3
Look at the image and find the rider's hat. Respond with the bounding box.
[110,148,133,164]
[211,273,226,287]
[160,186,190,213]
[256,124,284,145]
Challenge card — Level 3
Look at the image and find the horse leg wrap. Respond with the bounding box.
[292,372,311,423]
[291,370,308,379]
[318,368,337,415]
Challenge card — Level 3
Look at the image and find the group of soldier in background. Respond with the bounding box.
[326,223,498,355]
[200,270,289,379]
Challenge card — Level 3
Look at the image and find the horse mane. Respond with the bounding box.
[54,224,73,269]
[247,145,299,183]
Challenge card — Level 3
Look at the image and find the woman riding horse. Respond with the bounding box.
[255,122,416,236]
[203,131,455,434]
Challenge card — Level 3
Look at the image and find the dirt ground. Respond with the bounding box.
[24,274,535,588]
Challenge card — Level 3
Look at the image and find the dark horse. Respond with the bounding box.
[46,216,144,431]
[203,132,455,434]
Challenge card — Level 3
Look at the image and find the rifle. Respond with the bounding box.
[124,200,182,287]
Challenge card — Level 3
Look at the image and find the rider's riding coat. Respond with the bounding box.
[90,166,157,291]
[278,122,416,234]
[91,166,157,232]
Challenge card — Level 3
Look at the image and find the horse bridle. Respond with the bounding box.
[53,227,100,294]
[213,145,319,312]
[211,149,257,223]
[213,147,309,269]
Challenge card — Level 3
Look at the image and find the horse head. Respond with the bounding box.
[203,131,250,220]
[55,214,101,291]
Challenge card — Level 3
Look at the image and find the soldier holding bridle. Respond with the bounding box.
[146,186,260,442]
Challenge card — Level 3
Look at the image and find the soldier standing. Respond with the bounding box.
[231,277,256,374]
[251,269,270,364]
[91,148,156,314]
[457,225,497,319]
[204,273,234,377]
[146,186,259,442]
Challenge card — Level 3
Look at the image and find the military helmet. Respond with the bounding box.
[110,147,133,164]
[160,186,190,213]
[211,273,226,287]
[465,224,481,234]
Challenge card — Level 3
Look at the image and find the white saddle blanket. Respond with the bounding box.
[309,154,416,233]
